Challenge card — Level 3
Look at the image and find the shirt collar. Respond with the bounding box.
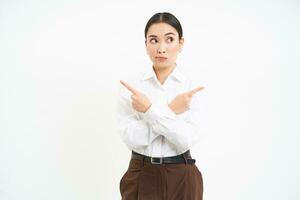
[141,64,185,83]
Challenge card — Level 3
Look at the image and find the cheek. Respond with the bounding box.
[147,48,156,57]
[168,48,180,57]
[168,44,180,52]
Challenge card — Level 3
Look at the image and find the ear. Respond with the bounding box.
[145,39,149,54]
[179,37,184,53]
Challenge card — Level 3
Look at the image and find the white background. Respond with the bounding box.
[0,0,299,199]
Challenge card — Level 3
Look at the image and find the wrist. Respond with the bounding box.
[144,103,152,113]
[168,104,174,112]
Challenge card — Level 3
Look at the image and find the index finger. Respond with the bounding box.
[187,86,205,96]
[120,80,138,94]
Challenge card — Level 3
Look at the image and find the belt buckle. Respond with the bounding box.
[150,157,163,164]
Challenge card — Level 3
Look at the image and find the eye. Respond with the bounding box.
[149,38,157,44]
[167,37,174,42]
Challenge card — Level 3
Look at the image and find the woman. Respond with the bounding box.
[118,12,205,200]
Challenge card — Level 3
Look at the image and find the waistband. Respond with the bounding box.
[131,150,196,165]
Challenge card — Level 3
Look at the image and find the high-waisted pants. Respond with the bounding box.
[119,156,203,200]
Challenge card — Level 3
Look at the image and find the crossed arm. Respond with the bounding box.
[118,80,204,152]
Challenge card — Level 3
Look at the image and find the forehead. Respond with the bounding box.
[147,22,178,37]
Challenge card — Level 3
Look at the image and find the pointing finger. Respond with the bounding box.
[120,80,138,94]
[187,86,205,96]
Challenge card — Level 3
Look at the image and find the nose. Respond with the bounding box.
[157,43,166,54]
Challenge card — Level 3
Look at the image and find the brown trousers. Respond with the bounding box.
[119,158,203,200]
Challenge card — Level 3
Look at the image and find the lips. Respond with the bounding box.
[156,57,168,62]
[155,56,168,62]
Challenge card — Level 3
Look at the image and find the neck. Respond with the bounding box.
[153,63,176,85]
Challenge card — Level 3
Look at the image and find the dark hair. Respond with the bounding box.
[144,12,183,40]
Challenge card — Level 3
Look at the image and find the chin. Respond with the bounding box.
[153,62,171,69]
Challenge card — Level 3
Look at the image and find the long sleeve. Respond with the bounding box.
[117,84,160,150]
[141,88,203,153]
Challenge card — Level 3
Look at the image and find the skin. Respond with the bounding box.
[120,22,204,114]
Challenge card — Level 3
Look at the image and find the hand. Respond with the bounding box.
[120,80,152,113]
[168,86,205,114]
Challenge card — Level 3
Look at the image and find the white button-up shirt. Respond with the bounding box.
[117,65,203,157]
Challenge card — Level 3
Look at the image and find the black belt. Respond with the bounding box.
[131,150,196,165]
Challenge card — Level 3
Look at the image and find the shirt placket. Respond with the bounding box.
[152,83,170,157]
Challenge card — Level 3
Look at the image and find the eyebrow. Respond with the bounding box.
[147,32,175,38]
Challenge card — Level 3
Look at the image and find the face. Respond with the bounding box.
[145,22,184,69]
